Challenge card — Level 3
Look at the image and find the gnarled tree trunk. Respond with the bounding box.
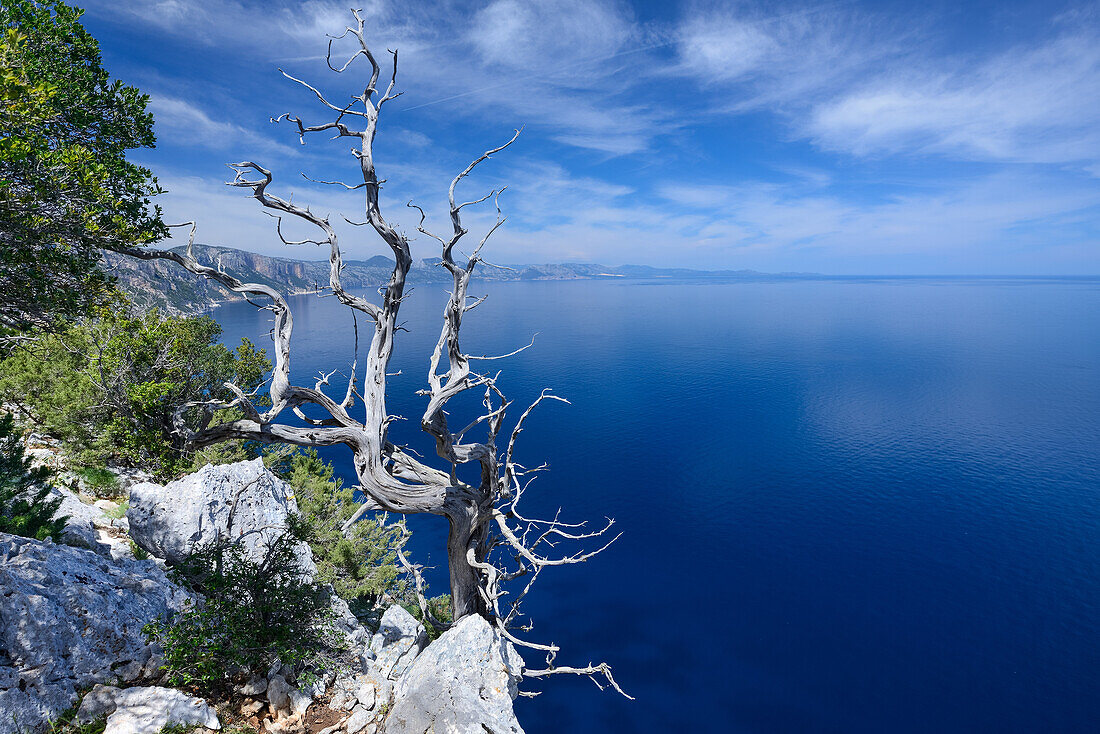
[120,9,627,698]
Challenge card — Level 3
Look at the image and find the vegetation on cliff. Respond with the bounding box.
[0,0,164,332]
[0,299,269,479]
[0,411,67,540]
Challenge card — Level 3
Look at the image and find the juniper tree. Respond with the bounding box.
[121,10,626,696]
[0,412,67,540]
[0,0,164,333]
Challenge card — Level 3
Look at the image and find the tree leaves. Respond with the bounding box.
[0,0,165,331]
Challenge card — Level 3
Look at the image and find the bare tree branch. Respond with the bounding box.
[120,10,626,701]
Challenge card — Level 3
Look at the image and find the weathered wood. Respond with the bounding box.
[119,9,626,698]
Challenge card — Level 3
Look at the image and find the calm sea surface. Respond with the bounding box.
[214,278,1100,734]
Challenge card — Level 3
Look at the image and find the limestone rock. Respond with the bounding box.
[328,672,359,711]
[346,706,373,734]
[368,605,427,681]
[384,614,525,734]
[238,674,268,697]
[266,674,292,715]
[355,678,376,710]
[94,500,121,514]
[76,684,120,723]
[127,459,314,572]
[0,533,192,734]
[48,485,106,551]
[99,686,219,734]
[241,699,265,717]
[288,687,312,716]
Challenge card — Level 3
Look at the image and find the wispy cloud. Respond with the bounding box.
[656,172,1100,269]
[83,0,1100,273]
[148,96,298,159]
[807,30,1100,168]
[87,0,674,155]
[671,3,1100,170]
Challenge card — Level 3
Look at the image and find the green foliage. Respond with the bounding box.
[74,465,120,499]
[129,539,149,561]
[0,303,270,479]
[404,594,453,641]
[44,703,106,734]
[0,412,67,540]
[144,528,344,693]
[281,450,408,615]
[102,499,127,520]
[0,0,165,331]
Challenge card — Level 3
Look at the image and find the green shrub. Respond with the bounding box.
[143,526,344,693]
[404,594,454,641]
[103,500,128,520]
[0,303,270,479]
[74,466,120,498]
[0,412,68,540]
[44,705,106,734]
[280,449,408,616]
[129,539,149,560]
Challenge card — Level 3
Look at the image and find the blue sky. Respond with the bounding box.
[78,0,1100,274]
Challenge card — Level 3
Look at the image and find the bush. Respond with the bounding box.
[144,527,344,693]
[281,449,408,616]
[405,594,454,641]
[0,301,270,479]
[0,412,67,540]
[74,465,120,498]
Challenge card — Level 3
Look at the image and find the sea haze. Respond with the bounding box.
[212,277,1100,734]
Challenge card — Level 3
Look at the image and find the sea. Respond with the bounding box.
[213,276,1100,734]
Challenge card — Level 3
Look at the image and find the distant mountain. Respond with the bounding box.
[102,244,801,314]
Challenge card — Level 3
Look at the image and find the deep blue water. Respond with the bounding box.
[213,278,1100,733]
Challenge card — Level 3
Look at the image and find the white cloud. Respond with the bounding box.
[807,32,1100,167]
[148,96,298,159]
[85,0,365,48]
[672,3,1100,169]
[150,157,1100,274]
[469,0,637,71]
[656,172,1100,269]
[671,2,906,111]
[85,0,674,156]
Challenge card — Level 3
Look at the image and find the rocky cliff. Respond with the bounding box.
[102,244,780,314]
[0,459,527,734]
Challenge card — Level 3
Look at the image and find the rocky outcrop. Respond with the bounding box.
[0,534,191,734]
[126,459,366,650]
[76,685,219,734]
[127,458,311,570]
[384,614,525,734]
[47,485,135,561]
[367,605,428,682]
[1,450,531,734]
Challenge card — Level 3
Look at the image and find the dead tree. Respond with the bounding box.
[119,10,627,696]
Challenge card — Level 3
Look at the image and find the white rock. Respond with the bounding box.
[266,674,291,715]
[241,699,265,717]
[288,687,312,716]
[385,614,525,734]
[94,500,121,514]
[329,671,360,711]
[355,679,376,711]
[76,684,121,723]
[345,707,373,734]
[0,533,192,734]
[238,674,268,696]
[100,686,220,734]
[368,605,427,681]
[46,485,113,555]
[127,459,314,572]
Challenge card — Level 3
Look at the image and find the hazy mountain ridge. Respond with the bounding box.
[102,244,790,314]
